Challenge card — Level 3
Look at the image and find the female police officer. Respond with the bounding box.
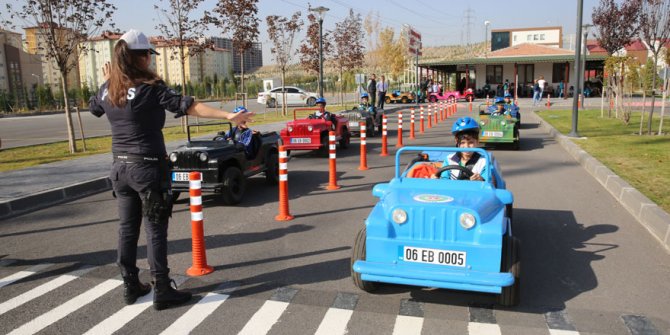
[89,29,253,310]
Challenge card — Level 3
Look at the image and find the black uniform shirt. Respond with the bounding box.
[89,81,194,156]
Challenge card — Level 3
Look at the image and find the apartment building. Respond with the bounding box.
[491,26,563,52]
[209,37,262,74]
[24,24,80,91]
[1,29,42,107]
[153,40,232,86]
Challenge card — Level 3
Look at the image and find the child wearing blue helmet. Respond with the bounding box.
[223,106,259,158]
[436,116,497,184]
[356,93,377,116]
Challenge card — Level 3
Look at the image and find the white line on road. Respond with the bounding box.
[83,291,154,335]
[160,291,232,335]
[0,266,95,316]
[468,322,502,335]
[548,330,580,335]
[8,278,122,335]
[392,315,424,335]
[314,308,354,335]
[237,300,290,335]
[0,263,52,289]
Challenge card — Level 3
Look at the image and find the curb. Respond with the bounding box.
[0,177,112,220]
[532,111,670,252]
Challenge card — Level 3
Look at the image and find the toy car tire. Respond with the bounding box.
[385,97,391,104]
[307,97,316,106]
[513,127,520,150]
[221,166,246,205]
[319,133,329,157]
[498,235,520,307]
[401,97,408,104]
[339,129,350,149]
[267,98,276,108]
[265,152,279,184]
[351,227,378,292]
[366,119,376,138]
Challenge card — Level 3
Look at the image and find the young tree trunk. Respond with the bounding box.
[646,54,659,135]
[180,45,188,133]
[639,88,646,135]
[240,52,245,106]
[281,69,287,116]
[60,75,77,154]
[659,68,668,135]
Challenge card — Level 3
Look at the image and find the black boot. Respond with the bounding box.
[122,274,151,305]
[153,276,192,310]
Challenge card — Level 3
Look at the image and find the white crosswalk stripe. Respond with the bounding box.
[238,300,290,335]
[8,278,122,335]
[0,263,52,289]
[314,308,354,335]
[160,283,238,335]
[392,315,424,335]
[83,290,154,335]
[468,322,502,335]
[0,266,95,316]
[548,330,580,335]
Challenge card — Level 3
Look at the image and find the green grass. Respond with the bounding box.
[0,105,357,172]
[536,109,670,212]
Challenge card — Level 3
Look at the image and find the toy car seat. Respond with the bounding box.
[407,162,443,178]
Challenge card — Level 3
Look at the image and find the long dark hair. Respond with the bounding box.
[108,40,161,107]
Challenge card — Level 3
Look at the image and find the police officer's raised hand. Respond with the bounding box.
[227,109,254,125]
[102,62,111,81]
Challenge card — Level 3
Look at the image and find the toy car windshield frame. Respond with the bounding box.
[395,146,493,182]
[186,122,234,142]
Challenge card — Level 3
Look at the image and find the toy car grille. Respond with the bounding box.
[172,152,208,169]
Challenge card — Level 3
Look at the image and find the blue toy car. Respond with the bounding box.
[351,146,520,306]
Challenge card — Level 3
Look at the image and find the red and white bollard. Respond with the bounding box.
[380,114,388,156]
[420,106,425,134]
[327,131,340,190]
[469,96,473,113]
[396,111,404,148]
[409,107,416,140]
[435,103,439,124]
[275,146,294,221]
[358,122,368,170]
[187,171,214,276]
[428,105,433,129]
[486,94,490,107]
[546,94,551,109]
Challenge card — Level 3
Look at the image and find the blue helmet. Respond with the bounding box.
[504,92,512,98]
[233,106,247,113]
[451,117,480,135]
[315,97,326,105]
[494,97,505,104]
[360,93,369,99]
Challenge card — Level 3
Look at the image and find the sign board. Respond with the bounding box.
[355,73,366,84]
[403,24,422,56]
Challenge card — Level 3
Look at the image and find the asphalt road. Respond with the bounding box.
[0,93,359,149]
[0,105,669,334]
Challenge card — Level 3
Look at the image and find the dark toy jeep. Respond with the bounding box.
[169,122,281,205]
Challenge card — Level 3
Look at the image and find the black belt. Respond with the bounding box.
[113,153,164,164]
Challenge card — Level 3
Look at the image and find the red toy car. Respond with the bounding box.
[428,88,475,103]
[280,108,351,156]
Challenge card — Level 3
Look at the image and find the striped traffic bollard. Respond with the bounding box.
[435,103,439,124]
[326,131,340,190]
[275,146,294,221]
[396,111,404,148]
[186,171,214,276]
[380,114,389,156]
[442,101,446,120]
[469,96,473,113]
[578,94,582,109]
[420,106,425,134]
[546,94,551,109]
[486,94,490,108]
[358,122,369,170]
[409,107,416,140]
[428,105,433,129]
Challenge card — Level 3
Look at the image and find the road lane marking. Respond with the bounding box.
[468,322,502,335]
[160,282,238,335]
[0,263,52,289]
[392,315,424,335]
[8,278,122,335]
[238,287,298,335]
[621,315,661,335]
[314,292,359,335]
[0,266,95,316]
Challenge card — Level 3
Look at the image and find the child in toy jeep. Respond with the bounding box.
[351,139,519,306]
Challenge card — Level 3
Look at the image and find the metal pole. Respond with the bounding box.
[581,29,589,107]
[569,0,584,138]
[416,51,419,107]
[318,18,324,98]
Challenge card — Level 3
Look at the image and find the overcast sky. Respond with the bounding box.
[1,0,600,65]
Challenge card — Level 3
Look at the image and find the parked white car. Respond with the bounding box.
[257,86,319,108]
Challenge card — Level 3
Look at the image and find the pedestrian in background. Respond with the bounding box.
[376,75,389,109]
[532,79,541,106]
[367,73,377,108]
[538,75,546,102]
[89,29,252,310]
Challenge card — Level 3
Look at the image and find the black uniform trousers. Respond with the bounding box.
[111,161,170,278]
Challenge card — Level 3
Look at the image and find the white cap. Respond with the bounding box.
[120,29,159,55]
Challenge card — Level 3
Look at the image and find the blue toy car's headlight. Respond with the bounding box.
[392,208,408,225]
[459,213,476,230]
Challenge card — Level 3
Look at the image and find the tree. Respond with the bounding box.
[299,11,332,76]
[377,27,405,81]
[266,12,303,116]
[639,0,670,134]
[363,11,381,72]
[332,9,365,105]
[213,0,260,101]
[592,0,642,120]
[4,0,116,153]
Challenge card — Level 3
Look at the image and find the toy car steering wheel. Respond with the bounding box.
[435,165,475,180]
